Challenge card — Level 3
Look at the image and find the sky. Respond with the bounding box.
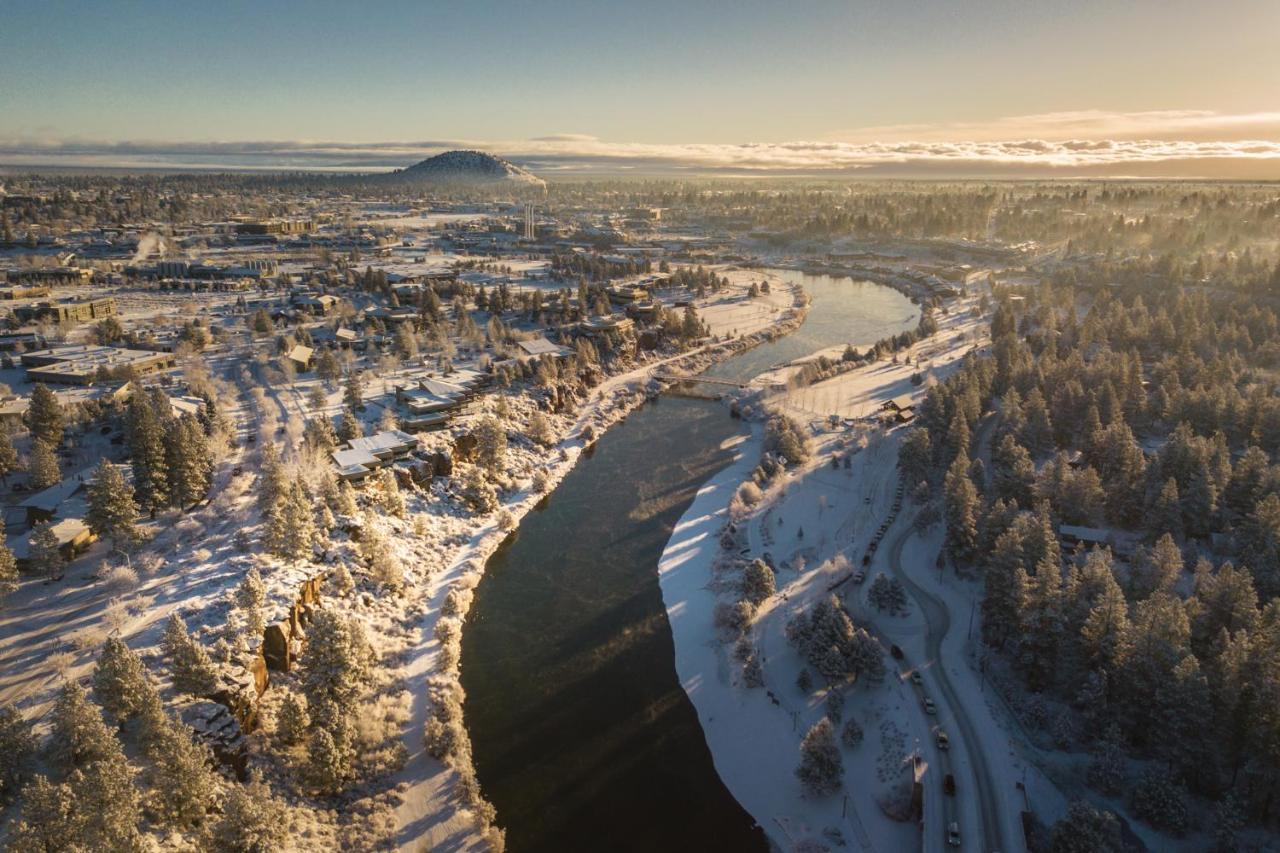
[1,0,1278,177]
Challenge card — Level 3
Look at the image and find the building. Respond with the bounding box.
[235,219,313,236]
[331,430,420,480]
[13,297,117,325]
[286,345,315,371]
[21,344,176,385]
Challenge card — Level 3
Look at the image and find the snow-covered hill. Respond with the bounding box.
[384,150,545,187]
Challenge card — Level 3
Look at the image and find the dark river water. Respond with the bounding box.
[459,271,917,852]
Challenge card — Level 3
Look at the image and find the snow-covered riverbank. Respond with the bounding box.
[389,273,809,850]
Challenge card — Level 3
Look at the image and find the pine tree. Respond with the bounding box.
[1018,552,1065,690]
[300,609,372,735]
[337,406,362,443]
[212,772,287,852]
[0,543,16,603]
[0,429,18,484]
[278,478,317,563]
[343,371,365,412]
[741,559,775,606]
[166,413,212,508]
[7,775,78,853]
[276,692,310,746]
[944,452,979,561]
[48,680,118,772]
[28,521,63,579]
[377,468,405,517]
[475,415,507,473]
[86,460,139,548]
[1151,477,1183,540]
[161,613,219,697]
[1130,533,1182,600]
[92,636,151,723]
[27,439,60,490]
[146,713,217,827]
[303,417,337,455]
[127,389,170,512]
[795,717,843,796]
[307,726,351,793]
[983,524,1027,648]
[27,383,64,447]
[461,465,498,514]
[236,566,267,635]
[0,703,35,804]
[70,747,145,851]
[1049,801,1123,853]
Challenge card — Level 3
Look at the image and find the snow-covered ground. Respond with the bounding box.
[655,293,1055,853]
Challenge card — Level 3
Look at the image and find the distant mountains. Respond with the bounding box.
[382,150,545,187]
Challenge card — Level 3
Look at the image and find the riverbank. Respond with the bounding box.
[655,294,1002,852]
[388,272,808,851]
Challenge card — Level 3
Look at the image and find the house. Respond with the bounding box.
[882,394,915,413]
[516,337,571,359]
[1059,524,1139,559]
[8,518,95,568]
[21,345,176,385]
[331,430,420,479]
[18,466,97,526]
[287,345,315,371]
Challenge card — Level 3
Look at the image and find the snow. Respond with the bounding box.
[654,293,1057,853]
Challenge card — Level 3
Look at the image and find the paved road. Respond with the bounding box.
[884,514,1006,853]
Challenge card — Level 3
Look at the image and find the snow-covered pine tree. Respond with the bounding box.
[212,772,288,852]
[47,680,118,773]
[307,726,351,793]
[161,613,219,697]
[741,559,775,606]
[86,460,139,548]
[27,521,63,579]
[300,609,372,735]
[127,387,171,513]
[166,413,212,508]
[795,717,843,796]
[27,383,64,447]
[92,636,151,723]
[27,439,60,490]
[0,429,18,484]
[236,566,267,635]
[0,543,16,603]
[276,692,309,746]
[0,703,35,803]
[145,712,217,827]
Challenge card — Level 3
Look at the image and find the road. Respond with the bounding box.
[883,514,1006,853]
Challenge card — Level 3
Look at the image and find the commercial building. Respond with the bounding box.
[21,344,176,385]
[13,297,117,325]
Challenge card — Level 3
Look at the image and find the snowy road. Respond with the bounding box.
[884,513,1006,853]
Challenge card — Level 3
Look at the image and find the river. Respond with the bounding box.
[459,271,918,852]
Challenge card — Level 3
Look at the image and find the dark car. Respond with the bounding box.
[944,774,956,795]
[890,644,904,660]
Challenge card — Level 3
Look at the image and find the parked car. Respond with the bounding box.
[853,571,866,585]
[890,644,904,660]
[910,671,923,686]
[947,822,961,847]
[936,730,950,750]
[923,697,937,715]
[944,773,956,795]
[862,554,871,566]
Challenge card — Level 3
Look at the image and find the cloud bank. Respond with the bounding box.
[3,111,1280,179]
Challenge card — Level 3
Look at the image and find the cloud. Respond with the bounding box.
[2,124,1280,179]
[828,109,1280,144]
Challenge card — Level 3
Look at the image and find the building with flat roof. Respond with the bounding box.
[21,344,176,385]
[13,297,116,325]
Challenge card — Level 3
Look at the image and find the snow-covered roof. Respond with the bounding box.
[19,468,93,514]
[332,447,378,469]
[287,344,314,365]
[517,337,569,357]
[347,430,419,457]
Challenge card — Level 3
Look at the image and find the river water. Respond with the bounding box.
[459,271,918,852]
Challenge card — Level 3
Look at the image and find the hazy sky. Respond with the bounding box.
[2,0,1278,176]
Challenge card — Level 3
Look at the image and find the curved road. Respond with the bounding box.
[884,513,1006,853]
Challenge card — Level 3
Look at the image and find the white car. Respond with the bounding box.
[947,822,961,847]
[923,697,937,715]
[936,730,950,750]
